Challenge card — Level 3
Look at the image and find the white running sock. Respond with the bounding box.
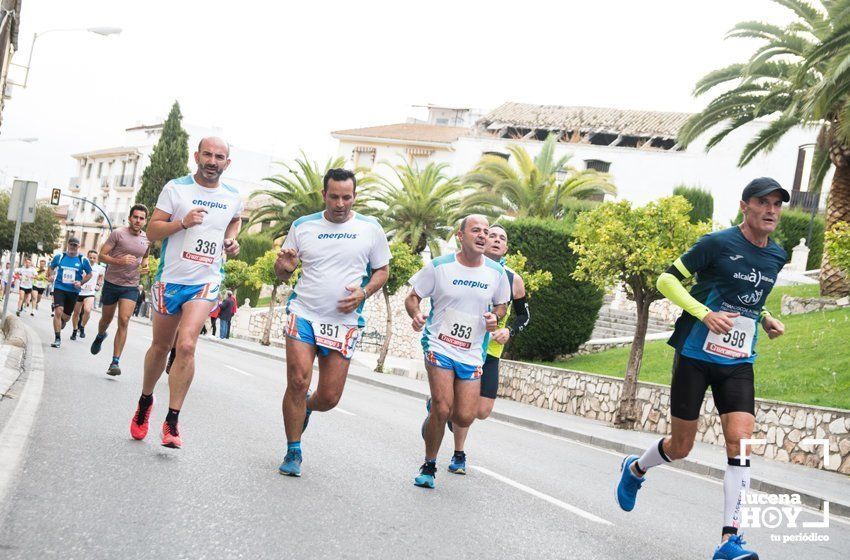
[634,438,672,475]
[722,456,751,535]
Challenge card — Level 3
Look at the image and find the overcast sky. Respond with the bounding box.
[0,0,792,196]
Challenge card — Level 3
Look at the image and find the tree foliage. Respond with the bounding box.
[503,251,552,296]
[249,249,282,288]
[0,195,62,256]
[826,221,850,274]
[373,161,466,255]
[462,133,616,220]
[384,242,422,296]
[223,259,250,290]
[498,218,603,360]
[233,232,275,305]
[248,154,372,241]
[135,101,190,214]
[673,185,714,224]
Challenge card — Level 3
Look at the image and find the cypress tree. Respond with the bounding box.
[135,101,190,213]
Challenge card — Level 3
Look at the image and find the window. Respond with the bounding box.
[585,159,611,173]
[93,233,100,249]
[82,232,89,247]
[120,161,127,185]
[86,163,92,178]
[97,162,103,178]
[435,118,449,125]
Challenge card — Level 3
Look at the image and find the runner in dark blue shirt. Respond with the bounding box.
[48,237,93,348]
[616,178,789,560]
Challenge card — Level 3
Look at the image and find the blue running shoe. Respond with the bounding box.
[712,534,758,560]
[616,455,644,512]
[90,332,108,355]
[413,461,437,489]
[421,397,431,440]
[278,449,303,477]
[448,451,466,475]
[302,390,313,433]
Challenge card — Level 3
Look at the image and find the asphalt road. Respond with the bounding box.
[0,302,846,559]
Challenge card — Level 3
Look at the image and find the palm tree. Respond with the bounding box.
[678,0,850,296]
[462,133,616,219]
[373,160,467,255]
[248,153,372,240]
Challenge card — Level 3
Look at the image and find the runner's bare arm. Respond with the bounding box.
[223,216,241,257]
[146,208,206,242]
[336,265,390,313]
[405,289,427,331]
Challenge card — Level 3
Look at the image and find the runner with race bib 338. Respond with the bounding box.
[130,137,242,450]
[616,178,789,560]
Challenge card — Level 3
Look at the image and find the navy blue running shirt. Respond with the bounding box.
[667,226,787,365]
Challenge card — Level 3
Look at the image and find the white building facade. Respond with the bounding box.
[333,102,828,224]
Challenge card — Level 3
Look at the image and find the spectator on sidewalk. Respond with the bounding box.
[209,300,221,337]
[218,291,236,339]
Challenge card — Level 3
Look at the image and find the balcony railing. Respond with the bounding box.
[790,190,820,212]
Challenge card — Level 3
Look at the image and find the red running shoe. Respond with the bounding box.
[161,421,182,449]
[130,397,155,440]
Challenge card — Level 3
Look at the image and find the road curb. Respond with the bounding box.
[2,314,27,348]
[0,322,45,511]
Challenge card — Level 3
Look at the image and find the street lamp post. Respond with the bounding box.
[7,27,122,89]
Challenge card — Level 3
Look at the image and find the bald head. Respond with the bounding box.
[194,136,231,185]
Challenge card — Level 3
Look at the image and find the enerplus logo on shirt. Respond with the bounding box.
[317,233,358,240]
[451,279,490,290]
[192,199,229,210]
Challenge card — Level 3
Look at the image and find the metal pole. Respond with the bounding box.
[2,184,28,318]
[62,193,114,232]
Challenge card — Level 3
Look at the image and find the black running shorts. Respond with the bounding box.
[480,355,500,399]
[52,289,79,317]
[670,352,755,421]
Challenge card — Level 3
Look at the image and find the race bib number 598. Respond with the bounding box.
[703,315,756,359]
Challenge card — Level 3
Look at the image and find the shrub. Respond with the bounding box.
[732,209,824,270]
[673,185,714,224]
[233,232,275,305]
[499,217,603,361]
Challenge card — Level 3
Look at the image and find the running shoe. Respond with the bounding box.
[79,326,86,339]
[50,339,60,348]
[278,449,303,477]
[15,310,20,317]
[413,462,437,489]
[712,534,758,560]
[90,332,108,355]
[448,451,467,475]
[421,397,431,440]
[107,363,121,377]
[161,421,182,449]
[130,397,155,440]
[302,390,313,433]
[616,455,644,512]
[70,330,77,341]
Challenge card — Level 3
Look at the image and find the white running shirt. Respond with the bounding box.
[283,211,391,327]
[409,253,511,366]
[16,266,37,289]
[155,174,244,286]
[79,263,106,296]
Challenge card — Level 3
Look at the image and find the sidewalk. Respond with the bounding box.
[203,332,849,518]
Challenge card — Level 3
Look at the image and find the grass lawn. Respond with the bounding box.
[540,283,850,410]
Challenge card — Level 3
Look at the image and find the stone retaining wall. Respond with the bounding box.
[497,360,850,474]
[781,294,850,315]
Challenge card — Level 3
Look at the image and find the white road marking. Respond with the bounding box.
[334,407,355,416]
[224,365,253,377]
[471,465,613,526]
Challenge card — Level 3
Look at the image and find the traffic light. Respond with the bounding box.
[50,188,61,205]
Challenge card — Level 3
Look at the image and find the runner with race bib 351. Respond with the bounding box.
[275,168,390,478]
[129,137,242,450]
[616,178,789,560]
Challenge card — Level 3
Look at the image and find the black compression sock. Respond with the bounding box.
[165,408,180,426]
[139,393,153,407]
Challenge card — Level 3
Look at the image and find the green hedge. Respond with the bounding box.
[233,232,274,306]
[733,209,824,270]
[673,185,714,224]
[500,218,603,361]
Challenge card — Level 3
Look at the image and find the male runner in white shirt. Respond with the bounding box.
[274,168,391,477]
[15,258,37,316]
[129,137,242,449]
[405,214,510,489]
[70,250,105,340]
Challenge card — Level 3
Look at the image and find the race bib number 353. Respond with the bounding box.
[437,308,480,350]
[703,315,756,359]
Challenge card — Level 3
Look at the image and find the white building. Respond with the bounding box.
[63,123,276,253]
[333,102,828,224]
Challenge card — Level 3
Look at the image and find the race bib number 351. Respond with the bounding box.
[703,315,756,359]
[181,226,219,265]
[437,308,480,350]
[314,322,358,352]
